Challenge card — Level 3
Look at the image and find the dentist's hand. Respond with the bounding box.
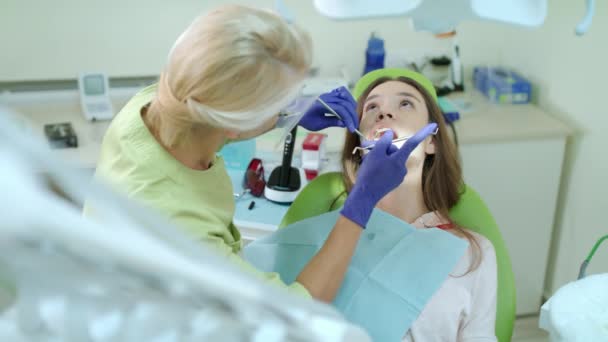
[340,123,439,228]
[298,86,359,132]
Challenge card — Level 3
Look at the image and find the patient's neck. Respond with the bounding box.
[376,177,429,225]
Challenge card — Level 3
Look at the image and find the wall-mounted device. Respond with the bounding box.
[78,72,114,121]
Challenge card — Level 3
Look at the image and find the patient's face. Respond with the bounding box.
[360,81,429,142]
[359,81,435,173]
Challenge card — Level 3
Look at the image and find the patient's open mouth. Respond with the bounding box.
[355,127,409,155]
[371,127,399,140]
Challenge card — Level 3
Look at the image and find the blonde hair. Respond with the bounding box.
[147,5,312,147]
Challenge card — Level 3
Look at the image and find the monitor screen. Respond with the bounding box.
[83,75,106,96]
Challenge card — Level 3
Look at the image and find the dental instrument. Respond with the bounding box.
[577,234,608,279]
[352,127,439,155]
[316,97,366,140]
[233,188,250,199]
[264,126,307,204]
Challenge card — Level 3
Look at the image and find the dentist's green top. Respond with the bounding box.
[84,85,309,298]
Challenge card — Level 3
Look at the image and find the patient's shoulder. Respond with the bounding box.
[469,231,495,252]
[446,228,494,253]
[449,230,496,278]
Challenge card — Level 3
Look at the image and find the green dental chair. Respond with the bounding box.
[279,172,516,342]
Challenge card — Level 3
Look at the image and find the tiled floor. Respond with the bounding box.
[512,316,549,342]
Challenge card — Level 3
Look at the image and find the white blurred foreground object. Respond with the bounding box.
[539,235,608,341]
[0,105,370,342]
[539,274,608,341]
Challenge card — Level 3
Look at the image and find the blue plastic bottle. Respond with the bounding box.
[363,33,385,75]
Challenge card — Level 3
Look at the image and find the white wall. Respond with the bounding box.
[1,0,453,81]
[458,1,608,296]
[2,0,191,80]
[531,1,608,295]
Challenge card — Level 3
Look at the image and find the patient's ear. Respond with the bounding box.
[425,137,436,155]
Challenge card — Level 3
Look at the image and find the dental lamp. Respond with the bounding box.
[312,0,596,35]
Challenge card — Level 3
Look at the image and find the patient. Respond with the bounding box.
[342,69,498,341]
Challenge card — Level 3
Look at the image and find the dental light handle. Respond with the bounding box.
[279,126,297,186]
[576,0,595,36]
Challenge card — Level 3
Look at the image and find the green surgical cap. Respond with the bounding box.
[353,68,438,102]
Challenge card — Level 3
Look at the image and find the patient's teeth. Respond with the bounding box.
[373,128,395,140]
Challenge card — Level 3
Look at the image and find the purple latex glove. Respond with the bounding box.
[298,86,359,132]
[340,123,439,228]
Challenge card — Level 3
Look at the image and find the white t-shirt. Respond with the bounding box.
[403,213,498,342]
